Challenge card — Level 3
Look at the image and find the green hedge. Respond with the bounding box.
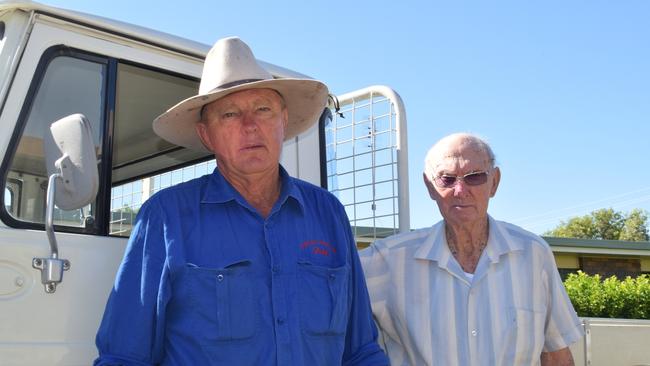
[564,271,650,319]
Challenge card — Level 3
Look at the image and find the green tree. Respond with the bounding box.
[620,208,650,241]
[545,208,649,241]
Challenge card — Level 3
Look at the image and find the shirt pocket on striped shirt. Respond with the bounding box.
[297,261,350,336]
[185,260,259,342]
[499,307,546,364]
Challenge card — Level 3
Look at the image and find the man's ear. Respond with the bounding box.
[195,122,214,153]
[423,172,437,200]
[489,167,501,198]
[282,108,289,129]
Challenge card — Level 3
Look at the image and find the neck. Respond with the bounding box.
[445,217,489,273]
[219,165,282,218]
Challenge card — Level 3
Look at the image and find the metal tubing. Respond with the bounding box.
[45,173,61,259]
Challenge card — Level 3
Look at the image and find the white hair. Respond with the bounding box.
[423,132,496,179]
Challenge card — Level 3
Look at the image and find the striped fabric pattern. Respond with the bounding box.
[360,216,584,366]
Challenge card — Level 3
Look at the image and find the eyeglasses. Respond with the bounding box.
[433,170,490,188]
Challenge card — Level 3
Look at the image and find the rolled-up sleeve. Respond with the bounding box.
[95,198,171,365]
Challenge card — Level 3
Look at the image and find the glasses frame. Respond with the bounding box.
[432,170,491,189]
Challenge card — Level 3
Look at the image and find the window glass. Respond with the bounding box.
[109,63,202,237]
[4,55,105,228]
[4,187,12,214]
[110,160,215,237]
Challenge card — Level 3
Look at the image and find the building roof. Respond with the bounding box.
[545,236,650,257]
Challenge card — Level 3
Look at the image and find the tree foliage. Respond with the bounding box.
[545,208,649,241]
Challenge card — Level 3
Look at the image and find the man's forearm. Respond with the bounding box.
[541,347,574,366]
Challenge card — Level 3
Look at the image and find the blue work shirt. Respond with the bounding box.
[95,166,388,365]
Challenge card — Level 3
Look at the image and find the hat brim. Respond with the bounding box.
[153,78,328,152]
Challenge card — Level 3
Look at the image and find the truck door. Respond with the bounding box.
[0,13,204,365]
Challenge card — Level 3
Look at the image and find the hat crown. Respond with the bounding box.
[199,36,273,95]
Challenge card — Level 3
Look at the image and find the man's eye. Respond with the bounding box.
[222,112,238,118]
[257,106,271,112]
[440,176,457,186]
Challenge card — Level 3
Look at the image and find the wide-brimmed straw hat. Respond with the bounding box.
[153,36,329,152]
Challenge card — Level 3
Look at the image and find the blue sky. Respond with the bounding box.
[48,0,650,234]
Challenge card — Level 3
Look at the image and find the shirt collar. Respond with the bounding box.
[484,215,525,263]
[413,215,524,265]
[201,165,305,214]
[413,220,451,265]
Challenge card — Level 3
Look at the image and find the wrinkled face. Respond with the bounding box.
[423,139,500,227]
[196,88,288,178]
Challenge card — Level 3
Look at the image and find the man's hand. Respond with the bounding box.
[541,347,574,366]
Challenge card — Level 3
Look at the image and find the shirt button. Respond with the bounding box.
[471,330,477,336]
[272,265,280,273]
[276,317,285,325]
[217,274,224,282]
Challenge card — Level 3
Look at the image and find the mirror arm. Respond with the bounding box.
[45,173,61,259]
[32,172,70,294]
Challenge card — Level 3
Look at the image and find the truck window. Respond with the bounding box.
[2,52,106,230]
[0,46,204,236]
[109,63,200,237]
[110,160,214,236]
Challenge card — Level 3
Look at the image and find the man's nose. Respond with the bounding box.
[241,111,258,129]
[452,180,469,195]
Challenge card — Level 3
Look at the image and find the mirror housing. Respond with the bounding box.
[43,113,98,210]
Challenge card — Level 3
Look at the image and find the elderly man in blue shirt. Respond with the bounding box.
[94,37,388,366]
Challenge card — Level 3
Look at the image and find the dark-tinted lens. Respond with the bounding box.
[463,172,488,186]
[435,175,458,188]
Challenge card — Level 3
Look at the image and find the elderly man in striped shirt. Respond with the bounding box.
[360,133,584,366]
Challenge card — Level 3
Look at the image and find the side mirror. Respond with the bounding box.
[44,113,99,210]
[33,114,99,293]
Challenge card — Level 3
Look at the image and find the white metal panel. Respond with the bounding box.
[569,318,650,366]
[280,138,298,178]
[279,113,321,185]
[0,229,126,365]
[296,121,322,184]
[0,9,32,135]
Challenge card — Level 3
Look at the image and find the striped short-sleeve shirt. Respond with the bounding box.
[360,216,584,366]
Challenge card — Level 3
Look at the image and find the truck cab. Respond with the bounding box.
[0,2,409,364]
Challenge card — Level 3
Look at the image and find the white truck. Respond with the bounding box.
[0,2,409,365]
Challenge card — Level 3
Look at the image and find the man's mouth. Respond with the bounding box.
[241,144,264,151]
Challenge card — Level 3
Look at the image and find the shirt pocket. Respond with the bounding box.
[186,260,258,341]
[297,261,350,336]
[498,307,546,365]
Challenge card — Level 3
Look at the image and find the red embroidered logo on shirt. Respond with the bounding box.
[300,240,336,256]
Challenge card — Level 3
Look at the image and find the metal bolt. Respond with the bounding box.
[63,261,71,270]
[34,259,42,266]
[45,283,55,293]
